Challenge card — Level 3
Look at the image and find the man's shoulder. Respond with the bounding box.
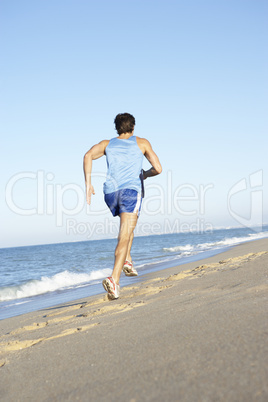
[136,136,151,147]
[97,140,110,154]
[100,139,110,147]
[135,136,150,145]
[135,137,151,154]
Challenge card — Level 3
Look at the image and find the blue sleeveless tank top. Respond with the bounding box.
[103,136,144,195]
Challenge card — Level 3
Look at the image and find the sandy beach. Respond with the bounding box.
[0,238,267,401]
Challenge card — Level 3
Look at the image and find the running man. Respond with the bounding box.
[83,113,162,299]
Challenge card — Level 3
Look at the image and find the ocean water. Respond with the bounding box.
[1,225,268,320]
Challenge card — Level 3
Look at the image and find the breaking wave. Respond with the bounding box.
[0,268,111,302]
[163,231,268,254]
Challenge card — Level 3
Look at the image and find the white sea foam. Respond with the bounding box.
[163,244,194,253]
[163,231,268,254]
[0,268,112,302]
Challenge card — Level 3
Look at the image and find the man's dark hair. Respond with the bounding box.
[114,113,135,135]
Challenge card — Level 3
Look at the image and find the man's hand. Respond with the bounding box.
[86,184,95,205]
[142,169,147,180]
[142,166,161,180]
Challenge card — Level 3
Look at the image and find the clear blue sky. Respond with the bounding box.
[1,0,267,247]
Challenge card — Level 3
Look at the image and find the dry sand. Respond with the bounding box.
[0,238,267,401]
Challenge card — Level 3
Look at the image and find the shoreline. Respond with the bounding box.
[0,237,267,401]
[1,237,267,326]
[0,244,233,321]
[1,234,267,321]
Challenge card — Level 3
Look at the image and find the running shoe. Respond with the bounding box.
[102,276,120,299]
[122,260,138,277]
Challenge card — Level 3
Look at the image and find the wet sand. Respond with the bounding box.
[0,238,267,401]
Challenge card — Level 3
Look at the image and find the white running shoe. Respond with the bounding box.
[102,276,120,299]
[123,260,138,277]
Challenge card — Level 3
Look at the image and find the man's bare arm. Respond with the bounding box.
[137,138,162,179]
[83,140,109,204]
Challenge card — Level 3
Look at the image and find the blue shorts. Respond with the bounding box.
[104,189,142,217]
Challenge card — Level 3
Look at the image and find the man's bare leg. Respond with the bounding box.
[111,212,138,284]
[126,231,134,263]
